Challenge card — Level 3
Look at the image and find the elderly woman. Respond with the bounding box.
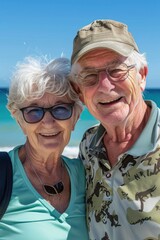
[0,57,89,239]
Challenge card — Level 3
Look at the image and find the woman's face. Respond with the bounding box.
[19,93,76,156]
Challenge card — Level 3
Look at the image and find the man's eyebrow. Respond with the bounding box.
[80,59,122,71]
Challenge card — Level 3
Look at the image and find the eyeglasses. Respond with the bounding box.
[20,103,74,123]
[76,63,136,87]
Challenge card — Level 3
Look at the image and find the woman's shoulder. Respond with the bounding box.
[8,145,24,170]
[62,155,82,165]
[8,145,22,160]
[62,156,86,189]
[62,155,84,173]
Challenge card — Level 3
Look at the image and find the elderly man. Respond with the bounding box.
[70,19,160,240]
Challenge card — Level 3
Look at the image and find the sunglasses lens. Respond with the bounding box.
[21,104,73,123]
[22,107,43,123]
[52,105,72,120]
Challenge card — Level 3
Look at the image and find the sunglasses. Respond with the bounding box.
[20,103,74,123]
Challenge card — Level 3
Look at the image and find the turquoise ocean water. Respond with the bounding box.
[0,88,160,151]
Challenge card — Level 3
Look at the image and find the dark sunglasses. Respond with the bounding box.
[20,103,74,123]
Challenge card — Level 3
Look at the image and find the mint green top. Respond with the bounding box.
[0,146,89,240]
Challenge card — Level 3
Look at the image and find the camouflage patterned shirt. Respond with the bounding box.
[79,101,160,240]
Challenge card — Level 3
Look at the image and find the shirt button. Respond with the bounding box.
[103,195,112,201]
[106,172,111,178]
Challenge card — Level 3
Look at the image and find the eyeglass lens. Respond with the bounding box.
[77,63,135,87]
[21,104,73,123]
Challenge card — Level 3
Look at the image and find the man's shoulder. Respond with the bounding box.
[81,124,99,142]
[79,123,105,155]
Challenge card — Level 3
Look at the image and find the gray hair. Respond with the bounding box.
[7,56,83,120]
[126,50,148,70]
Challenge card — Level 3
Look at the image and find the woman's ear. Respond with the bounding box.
[17,119,27,135]
[139,66,148,91]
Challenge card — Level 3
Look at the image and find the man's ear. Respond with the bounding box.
[139,66,148,91]
[78,89,84,103]
[71,82,85,103]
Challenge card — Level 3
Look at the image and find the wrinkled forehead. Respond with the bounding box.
[80,48,126,62]
[72,48,127,73]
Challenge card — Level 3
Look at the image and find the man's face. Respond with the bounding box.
[75,49,146,128]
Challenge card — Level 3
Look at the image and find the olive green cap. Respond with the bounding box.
[71,19,139,64]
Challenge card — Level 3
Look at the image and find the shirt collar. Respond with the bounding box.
[127,100,160,156]
[89,100,160,158]
[90,124,106,149]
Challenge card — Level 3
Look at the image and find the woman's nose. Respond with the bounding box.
[41,111,56,124]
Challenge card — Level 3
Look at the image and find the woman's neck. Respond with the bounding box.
[19,144,62,175]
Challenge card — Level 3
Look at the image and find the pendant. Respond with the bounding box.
[43,181,64,195]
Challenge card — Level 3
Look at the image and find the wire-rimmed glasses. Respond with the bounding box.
[75,63,136,87]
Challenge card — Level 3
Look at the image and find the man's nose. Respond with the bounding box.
[97,71,115,91]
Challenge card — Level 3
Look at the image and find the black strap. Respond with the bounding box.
[0,152,13,219]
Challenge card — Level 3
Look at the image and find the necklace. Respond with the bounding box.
[29,159,64,196]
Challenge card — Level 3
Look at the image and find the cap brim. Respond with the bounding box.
[72,41,134,64]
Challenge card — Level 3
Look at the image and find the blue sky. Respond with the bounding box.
[0,0,160,88]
